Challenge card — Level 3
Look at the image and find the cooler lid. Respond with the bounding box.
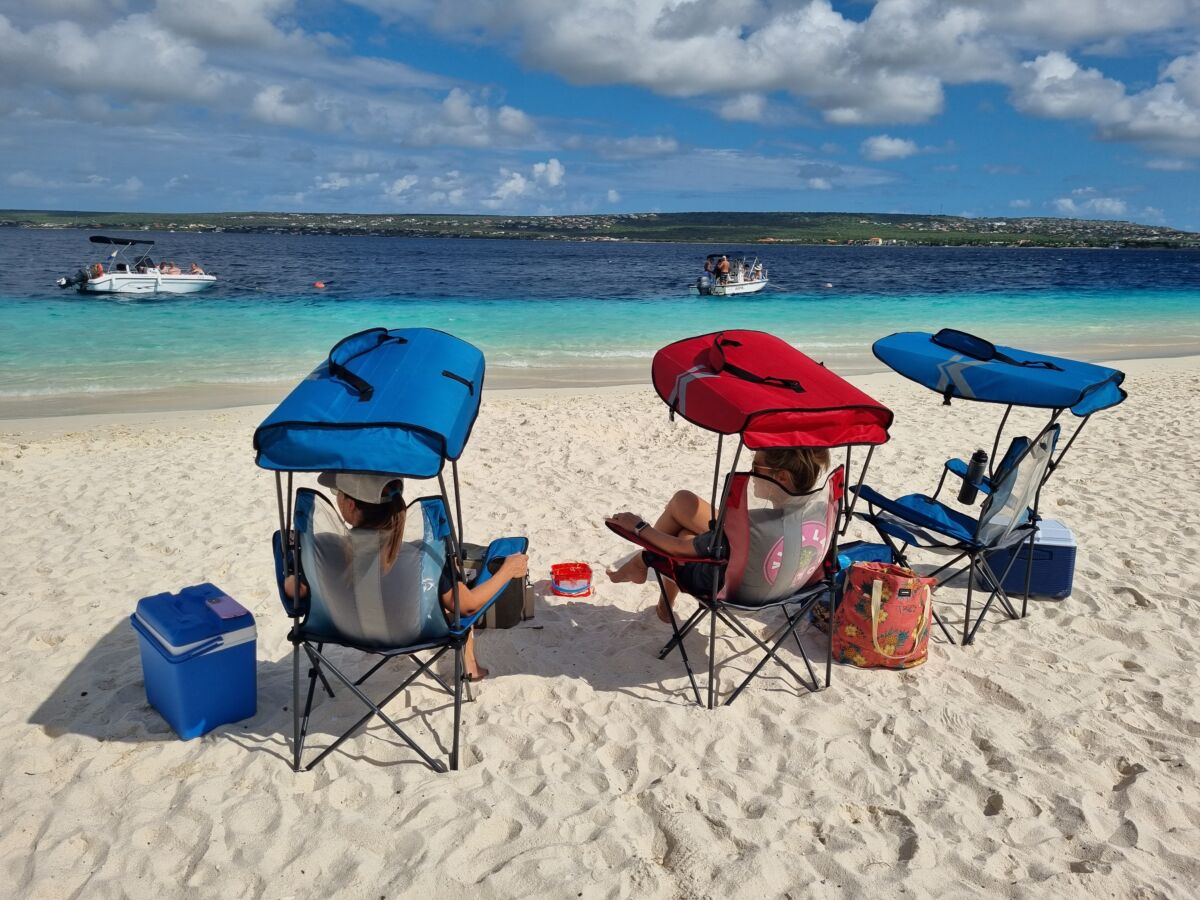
[1035,519,1076,547]
[134,583,253,647]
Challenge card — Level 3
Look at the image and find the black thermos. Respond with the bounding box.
[957,449,989,504]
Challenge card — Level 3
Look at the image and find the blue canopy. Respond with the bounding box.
[873,330,1126,416]
[254,327,485,477]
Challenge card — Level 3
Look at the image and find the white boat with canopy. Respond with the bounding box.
[57,235,217,295]
[695,252,768,296]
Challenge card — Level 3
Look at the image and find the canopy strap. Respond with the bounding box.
[932,328,1063,372]
[326,328,409,402]
[711,336,805,393]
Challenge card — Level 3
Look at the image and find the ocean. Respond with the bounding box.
[1,228,1198,406]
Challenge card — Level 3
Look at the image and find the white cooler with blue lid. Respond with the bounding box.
[130,582,257,739]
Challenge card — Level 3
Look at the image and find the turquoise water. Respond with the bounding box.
[2,231,1198,399]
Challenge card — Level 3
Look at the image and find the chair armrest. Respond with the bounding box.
[944,458,994,495]
[605,520,724,566]
[470,536,530,605]
[852,485,972,543]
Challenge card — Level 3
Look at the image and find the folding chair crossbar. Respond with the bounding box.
[868,508,1033,645]
[295,640,452,773]
[656,580,831,708]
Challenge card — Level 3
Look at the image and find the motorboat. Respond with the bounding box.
[695,252,768,296]
[56,235,216,295]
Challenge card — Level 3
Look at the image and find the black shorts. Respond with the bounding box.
[643,527,726,598]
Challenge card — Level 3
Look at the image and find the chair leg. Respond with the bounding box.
[658,606,704,659]
[707,603,718,710]
[451,646,463,771]
[965,558,1016,645]
[962,557,975,645]
[1020,528,1037,618]
[932,607,955,644]
[825,588,835,688]
[298,646,322,753]
[354,654,390,687]
[656,572,704,706]
[292,641,302,772]
[314,643,335,698]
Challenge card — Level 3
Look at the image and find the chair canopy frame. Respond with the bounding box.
[254,327,488,772]
[862,329,1127,644]
[653,329,893,536]
[873,328,1126,489]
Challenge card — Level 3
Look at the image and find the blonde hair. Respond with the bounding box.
[757,447,829,494]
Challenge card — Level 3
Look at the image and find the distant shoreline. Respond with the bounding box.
[4,210,1197,249]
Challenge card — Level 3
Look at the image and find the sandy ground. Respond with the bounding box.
[1,357,1198,898]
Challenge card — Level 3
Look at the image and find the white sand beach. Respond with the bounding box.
[2,357,1198,898]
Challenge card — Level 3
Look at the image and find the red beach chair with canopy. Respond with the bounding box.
[608,330,893,708]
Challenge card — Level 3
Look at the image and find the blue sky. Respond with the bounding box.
[1,1,1198,229]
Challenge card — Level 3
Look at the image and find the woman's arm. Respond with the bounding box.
[607,512,700,558]
[441,553,529,616]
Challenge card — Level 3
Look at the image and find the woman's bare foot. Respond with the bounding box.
[606,551,647,585]
[466,665,489,682]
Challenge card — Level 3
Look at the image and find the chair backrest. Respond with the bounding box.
[719,466,844,604]
[977,425,1060,546]
[292,488,453,648]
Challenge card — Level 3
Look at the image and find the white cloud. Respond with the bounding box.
[532,158,565,188]
[861,135,919,161]
[1010,198,1031,208]
[1052,194,1129,217]
[348,0,1200,152]
[807,178,832,190]
[1012,51,1200,153]
[482,158,567,209]
[1145,157,1195,170]
[154,0,295,48]
[384,174,418,199]
[565,134,680,159]
[719,93,767,122]
[606,189,620,203]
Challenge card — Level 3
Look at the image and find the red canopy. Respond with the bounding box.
[652,330,893,449]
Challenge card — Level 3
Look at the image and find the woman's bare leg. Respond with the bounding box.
[608,490,712,584]
[463,628,487,681]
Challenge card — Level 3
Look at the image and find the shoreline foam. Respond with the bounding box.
[1,350,1197,422]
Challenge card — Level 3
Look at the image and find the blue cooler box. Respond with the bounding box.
[130,583,257,739]
[984,519,1077,599]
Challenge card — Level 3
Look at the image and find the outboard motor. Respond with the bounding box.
[56,270,85,289]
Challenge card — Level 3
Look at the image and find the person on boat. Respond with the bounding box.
[161,260,182,275]
[283,473,528,681]
[605,447,829,623]
[716,255,731,283]
[189,262,205,275]
[704,258,714,275]
[752,262,763,281]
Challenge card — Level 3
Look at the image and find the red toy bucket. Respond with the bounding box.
[550,562,593,598]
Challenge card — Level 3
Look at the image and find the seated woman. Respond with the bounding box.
[189,261,205,275]
[284,472,527,680]
[606,447,829,622]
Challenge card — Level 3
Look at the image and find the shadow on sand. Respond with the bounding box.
[29,578,839,765]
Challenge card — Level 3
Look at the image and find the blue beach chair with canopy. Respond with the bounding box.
[254,327,525,772]
[851,329,1127,645]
